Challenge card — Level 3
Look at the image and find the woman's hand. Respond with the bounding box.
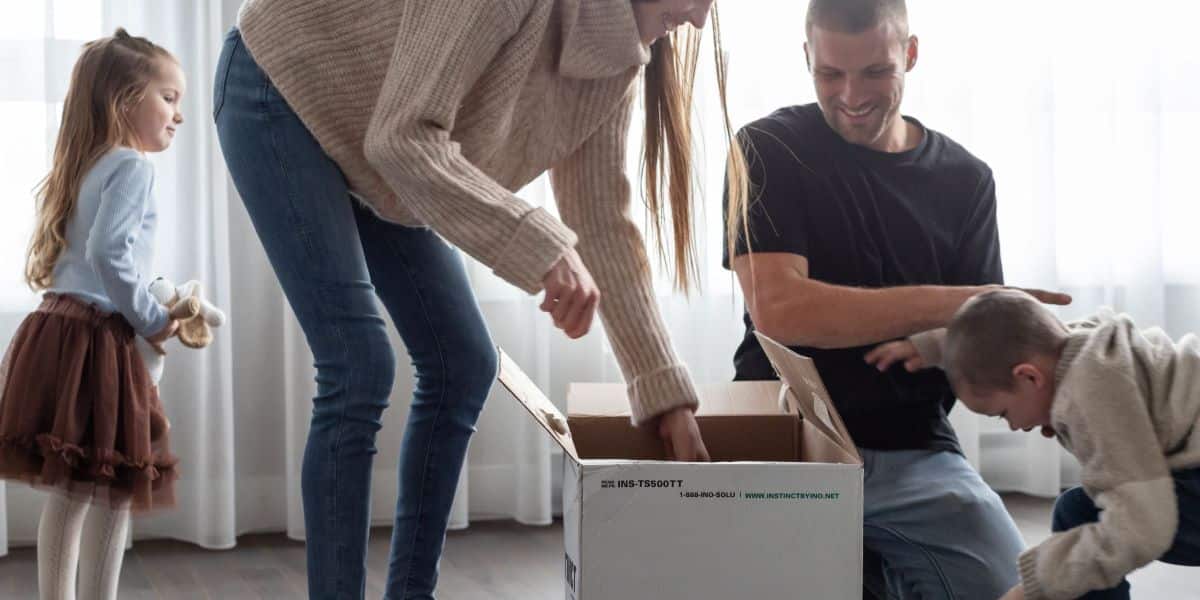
[657,407,711,462]
[540,249,600,339]
[864,339,926,373]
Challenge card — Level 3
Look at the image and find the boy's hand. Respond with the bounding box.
[864,340,927,373]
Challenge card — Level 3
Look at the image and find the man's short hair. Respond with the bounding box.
[806,0,910,40]
[944,289,1068,392]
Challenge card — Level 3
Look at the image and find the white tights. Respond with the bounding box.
[37,493,131,600]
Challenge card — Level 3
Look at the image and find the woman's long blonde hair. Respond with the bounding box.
[642,3,749,293]
[25,28,174,291]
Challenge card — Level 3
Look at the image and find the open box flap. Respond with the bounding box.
[775,384,859,465]
[496,347,579,461]
[755,332,862,464]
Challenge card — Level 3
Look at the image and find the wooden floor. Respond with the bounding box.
[0,495,1194,598]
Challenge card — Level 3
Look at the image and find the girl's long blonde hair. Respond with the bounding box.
[642,3,749,293]
[25,28,173,291]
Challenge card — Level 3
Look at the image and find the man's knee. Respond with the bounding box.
[939,472,1014,532]
[940,481,1023,592]
[1052,486,1099,532]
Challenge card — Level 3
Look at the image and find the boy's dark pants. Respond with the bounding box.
[1052,466,1200,599]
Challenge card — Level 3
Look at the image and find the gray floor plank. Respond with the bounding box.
[0,495,1193,598]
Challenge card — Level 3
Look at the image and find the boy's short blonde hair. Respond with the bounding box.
[944,289,1068,392]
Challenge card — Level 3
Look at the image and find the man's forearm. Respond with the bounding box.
[750,276,983,349]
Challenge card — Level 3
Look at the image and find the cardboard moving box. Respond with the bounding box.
[496,333,864,599]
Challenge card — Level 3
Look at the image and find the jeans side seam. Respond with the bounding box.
[392,241,451,599]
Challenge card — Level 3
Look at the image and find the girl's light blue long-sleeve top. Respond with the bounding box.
[46,147,168,337]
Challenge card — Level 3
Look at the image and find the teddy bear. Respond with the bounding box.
[148,277,226,349]
[127,278,223,437]
[137,276,225,384]
[133,278,224,386]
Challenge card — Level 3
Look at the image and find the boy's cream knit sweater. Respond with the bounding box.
[912,311,1200,599]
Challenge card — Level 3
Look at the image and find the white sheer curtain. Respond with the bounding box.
[2,0,1198,556]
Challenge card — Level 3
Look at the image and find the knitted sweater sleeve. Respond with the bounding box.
[549,91,699,424]
[362,0,578,294]
[909,328,948,370]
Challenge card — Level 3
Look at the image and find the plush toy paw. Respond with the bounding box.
[167,296,200,320]
[176,281,226,327]
[150,277,225,349]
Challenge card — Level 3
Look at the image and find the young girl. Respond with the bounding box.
[0,28,185,600]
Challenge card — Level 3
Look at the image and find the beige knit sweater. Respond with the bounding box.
[912,312,1200,599]
[237,0,698,423]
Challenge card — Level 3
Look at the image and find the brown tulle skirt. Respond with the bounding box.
[0,293,177,512]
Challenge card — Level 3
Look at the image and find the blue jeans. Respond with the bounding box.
[214,29,497,599]
[860,449,1026,599]
[1051,467,1200,599]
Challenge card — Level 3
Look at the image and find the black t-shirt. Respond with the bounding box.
[723,103,1004,453]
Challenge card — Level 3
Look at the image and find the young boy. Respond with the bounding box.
[865,289,1200,600]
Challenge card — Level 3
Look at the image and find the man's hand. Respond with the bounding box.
[981,285,1072,307]
[998,584,1025,600]
[864,339,926,373]
[657,407,710,462]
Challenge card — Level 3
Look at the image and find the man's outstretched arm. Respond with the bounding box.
[733,253,1069,349]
